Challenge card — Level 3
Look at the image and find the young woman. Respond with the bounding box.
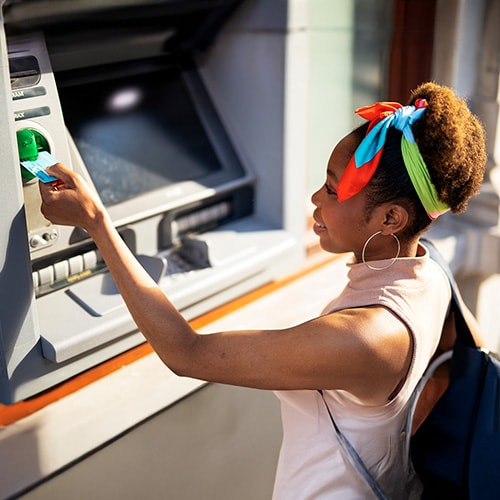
[39,82,486,498]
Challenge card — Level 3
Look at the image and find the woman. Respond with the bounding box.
[39,82,486,498]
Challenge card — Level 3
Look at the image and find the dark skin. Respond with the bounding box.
[39,131,421,405]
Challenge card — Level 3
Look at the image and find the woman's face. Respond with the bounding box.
[311,132,376,256]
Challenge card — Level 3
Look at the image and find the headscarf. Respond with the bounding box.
[337,99,450,220]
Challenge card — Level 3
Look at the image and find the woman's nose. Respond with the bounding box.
[311,189,322,207]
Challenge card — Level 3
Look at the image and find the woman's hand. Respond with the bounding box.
[39,163,107,234]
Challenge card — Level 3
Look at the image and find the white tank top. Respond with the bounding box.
[273,244,451,499]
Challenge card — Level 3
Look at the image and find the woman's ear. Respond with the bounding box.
[381,204,409,234]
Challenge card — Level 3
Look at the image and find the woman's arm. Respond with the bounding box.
[39,163,411,401]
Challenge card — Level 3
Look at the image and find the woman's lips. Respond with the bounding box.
[313,221,326,234]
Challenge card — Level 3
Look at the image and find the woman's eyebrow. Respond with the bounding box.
[327,168,340,183]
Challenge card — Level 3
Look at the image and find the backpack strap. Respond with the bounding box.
[420,237,476,348]
[406,238,479,453]
[318,390,388,500]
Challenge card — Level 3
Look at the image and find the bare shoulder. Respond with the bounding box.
[321,306,411,358]
[314,306,413,402]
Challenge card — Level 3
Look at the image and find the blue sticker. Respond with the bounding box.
[21,151,59,183]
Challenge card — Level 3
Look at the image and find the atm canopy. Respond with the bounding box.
[3,0,244,61]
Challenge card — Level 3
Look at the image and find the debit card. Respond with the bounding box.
[21,151,59,183]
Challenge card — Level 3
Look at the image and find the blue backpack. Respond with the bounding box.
[410,239,500,498]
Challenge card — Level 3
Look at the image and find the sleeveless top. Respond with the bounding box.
[272,244,451,499]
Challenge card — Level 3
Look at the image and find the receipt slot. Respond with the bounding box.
[0,0,306,403]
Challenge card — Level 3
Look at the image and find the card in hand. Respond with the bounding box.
[20,151,59,183]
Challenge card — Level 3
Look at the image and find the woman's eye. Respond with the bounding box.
[324,183,336,195]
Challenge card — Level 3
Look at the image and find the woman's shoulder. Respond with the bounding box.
[317,305,412,403]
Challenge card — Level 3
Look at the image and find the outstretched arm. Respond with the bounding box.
[39,163,411,402]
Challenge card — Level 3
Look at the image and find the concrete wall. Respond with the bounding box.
[429,0,500,352]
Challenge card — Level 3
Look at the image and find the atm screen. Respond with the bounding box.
[58,66,224,207]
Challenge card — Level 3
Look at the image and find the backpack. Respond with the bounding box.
[409,239,500,498]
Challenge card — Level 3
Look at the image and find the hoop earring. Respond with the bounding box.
[361,230,400,271]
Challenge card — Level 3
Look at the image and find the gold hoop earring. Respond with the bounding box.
[361,230,400,271]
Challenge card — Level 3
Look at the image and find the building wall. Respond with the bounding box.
[305,0,394,201]
[429,0,500,352]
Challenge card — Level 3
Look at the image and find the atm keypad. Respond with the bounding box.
[33,249,104,294]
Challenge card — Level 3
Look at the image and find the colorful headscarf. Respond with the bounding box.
[337,99,450,220]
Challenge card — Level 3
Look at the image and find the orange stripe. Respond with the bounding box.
[0,251,338,427]
[337,148,383,202]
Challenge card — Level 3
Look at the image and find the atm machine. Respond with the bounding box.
[0,0,305,404]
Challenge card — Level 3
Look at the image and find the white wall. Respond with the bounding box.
[430,0,500,352]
